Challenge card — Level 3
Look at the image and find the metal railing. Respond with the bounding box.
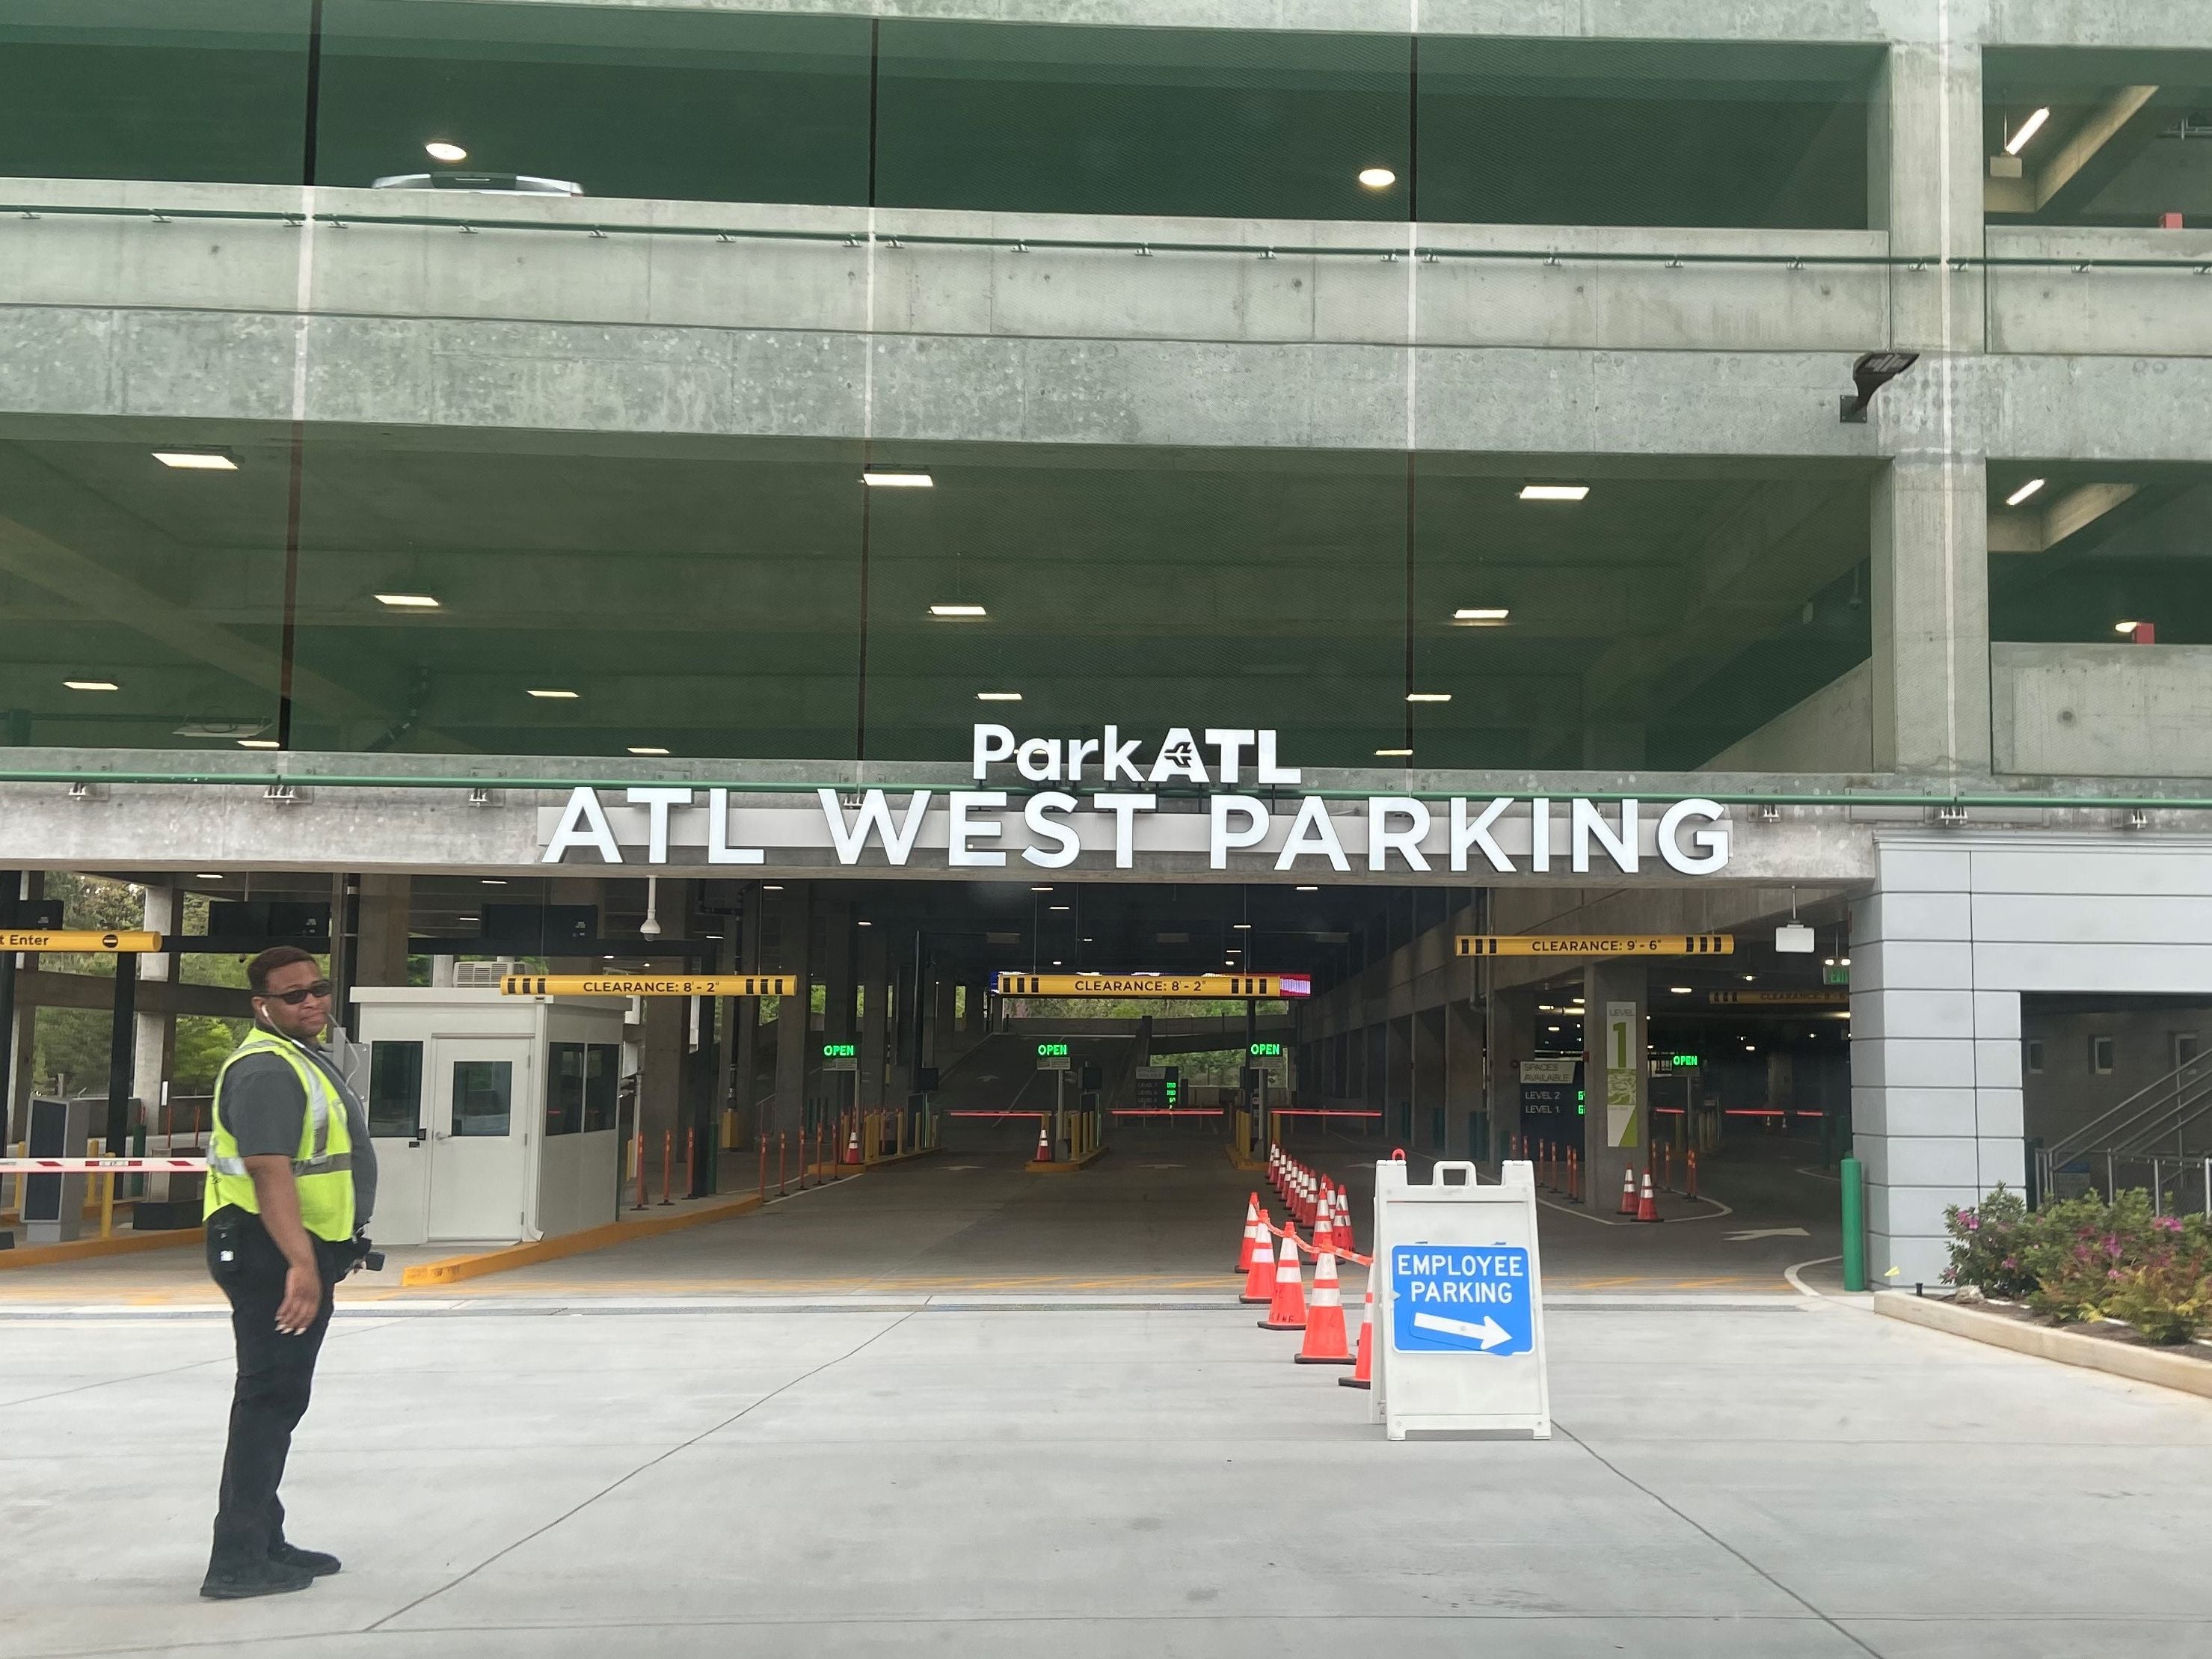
[2038,1148,2212,1218]
[2042,1055,2212,1168]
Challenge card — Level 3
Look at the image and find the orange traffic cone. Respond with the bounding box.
[843,1123,861,1165]
[1617,1165,1638,1215]
[1636,1171,1659,1223]
[1241,1221,1279,1303]
[1339,1289,1374,1389]
[1033,1122,1052,1163]
[1236,1196,1266,1274]
[1257,1235,1308,1330]
[1311,1185,1337,1257]
[1295,1252,1354,1364]
[1334,1186,1355,1254]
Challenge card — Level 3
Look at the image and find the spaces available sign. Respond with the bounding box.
[538,723,1731,877]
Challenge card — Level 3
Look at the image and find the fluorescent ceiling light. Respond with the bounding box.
[977,690,1022,702]
[2005,107,2050,156]
[1233,922,1252,930]
[2005,478,2047,507]
[63,679,119,692]
[1452,607,1511,625]
[1671,986,1692,994]
[1050,904,1070,912]
[197,874,223,880]
[1374,747,1413,758]
[153,450,237,470]
[238,738,280,749]
[1357,167,1397,189]
[864,468,933,488]
[1296,885,1318,892]
[764,884,784,892]
[1406,692,1451,704]
[526,687,579,699]
[425,141,469,163]
[2114,619,2142,634]
[1031,886,1054,892]
[857,919,872,927]
[482,878,507,886]
[627,746,669,756]
[374,592,441,609]
[931,603,987,618]
[1519,484,1590,502]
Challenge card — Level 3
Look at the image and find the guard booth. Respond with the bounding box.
[351,987,627,1246]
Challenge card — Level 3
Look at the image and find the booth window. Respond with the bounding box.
[584,1045,621,1132]
[367,1041,423,1138]
[2089,1035,2116,1076]
[451,1061,513,1136]
[547,1043,585,1137]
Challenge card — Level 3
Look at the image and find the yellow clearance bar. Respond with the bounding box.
[500,974,797,998]
[995,972,1288,999]
[1455,934,1734,958]
[1,929,165,954]
[1709,989,1848,1007]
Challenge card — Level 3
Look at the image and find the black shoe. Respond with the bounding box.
[270,1542,342,1577]
[200,1560,314,1600]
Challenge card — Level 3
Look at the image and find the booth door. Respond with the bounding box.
[426,1040,529,1242]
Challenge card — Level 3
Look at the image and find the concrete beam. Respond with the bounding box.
[14,970,251,1019]
[1987,482,2139,553]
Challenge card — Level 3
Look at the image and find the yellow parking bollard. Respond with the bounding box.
[99,1171,115,1240]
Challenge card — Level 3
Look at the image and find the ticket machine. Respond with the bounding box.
[351,987,627,1247]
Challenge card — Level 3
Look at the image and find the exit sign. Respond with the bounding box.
[1248,1041,1284,1058]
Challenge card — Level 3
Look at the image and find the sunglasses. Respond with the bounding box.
[262,980,334,1006]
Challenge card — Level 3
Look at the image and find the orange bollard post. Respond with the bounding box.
[758,1137,768,1201]
[633,1125,648,1212]
[1567,1147,1578,1203]
[1687,1147,1699,1200]
[660,1130,675,1205]
[778,1131,787,1196]
[686,1126,697,1200]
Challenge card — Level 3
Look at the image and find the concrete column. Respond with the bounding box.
[1852,847,2023,1287]
[1870,38,1985,351]
[1445,999,1485,1159]
[354,875,411,988]
[1413,1007,1446,1151]
[1488,987,1539,1162]
[732,881,763,1142]
[133,886,177,1193]
[1584,963,1649,1215]
[768,882,814,1138]
[3,871,27,1146]
[635,880,690,1168]
[857,924,889,1110]
[1872,458,1992,776]
[930,972,956,1070]
[1386,1016,1413,1144]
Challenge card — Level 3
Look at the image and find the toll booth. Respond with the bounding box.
[351,987,627,1247]
[20,1096,91,1245]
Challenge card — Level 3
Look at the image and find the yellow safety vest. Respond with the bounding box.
[203,1028,357,1243]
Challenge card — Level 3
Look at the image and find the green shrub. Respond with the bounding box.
[1944,1188,2212,1343]
[2102,1250,2212,1346]
[1942,1184,2038,1299]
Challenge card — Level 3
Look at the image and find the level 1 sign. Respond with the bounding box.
[1389,1245,1534,1355]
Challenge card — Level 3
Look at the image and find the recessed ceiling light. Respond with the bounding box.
[63,679,119,692]
[864,468,933,488]
[1743,973,1756,982]
[1050,904,1070,911]
[1296,885,1318,892]
[2004,107,2050,156]
[526,687,579,699]
[374,592,441,609]
[196,873,223,880]
[1357,167,1396,189]
[1375,747,1413,758]
[2114,619,2142,634]
[1031,885,1053,892]
[627,746,670,756]
[2004,478,2047,508]
[425,141,468,163]
[1520,484,1589,502]
[1407,692,1451,704]
[977,690,1021,702]
[153,450,237,470]
[857,919,872,927]
[482,878,507,886]
[1451,607,1511,625]
[239,737,280,749]
[1671,986,1692,994]
[1233,922,1252,930]
[932,604,987,618]
[764,884,784,891]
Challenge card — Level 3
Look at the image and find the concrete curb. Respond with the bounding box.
[0,1227,203,1270]
[1874,1290,2212,1402]
[399,1194,764,1287]
[1025,1147,1107,1174]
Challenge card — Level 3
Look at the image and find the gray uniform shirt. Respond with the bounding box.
[218,1022,378,1227]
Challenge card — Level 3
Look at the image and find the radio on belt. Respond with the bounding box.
[1368,1156,1551,1441]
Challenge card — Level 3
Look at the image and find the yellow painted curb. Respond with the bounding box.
[1026,1147,1108,1174]
[0,1227,203,1270]
[1223,1144,1266,1171]
[1874,1290,2212,1402]
[401,1195,764,1287]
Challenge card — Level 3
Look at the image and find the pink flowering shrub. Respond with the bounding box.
[1946,1188,2212,1343]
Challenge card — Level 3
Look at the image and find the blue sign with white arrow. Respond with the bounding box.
[1389,1244,1534,1355]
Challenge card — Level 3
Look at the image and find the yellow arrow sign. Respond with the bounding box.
[1456,934,1733,958]
[1,929,164,954]
[500,974,796,998]
[994,972,1303,999]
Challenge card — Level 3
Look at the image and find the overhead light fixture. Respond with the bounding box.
[864,468,934,488]
[1296,885,1318,892]
[1031,885,1054,892]
[1406,692,1451,704]
[1776,922,1816,954]
[1233,922,1252,930]
[239,737,280,749]
[425,141,469,163]
[857,919,873,927]
[482,878,507,886]
[977,690,1022,702]
[627,746,670,756]
[526,687,579,699]
[1357,168,1397,189]
[2005,478,2047,508]
[196,873,223,880]
[63,679,120,692]
[764,883,784,892]
[1519,484,1588,502]
[2114,619,2142,634]
[1050,904,1070,912]
[1375,747,1412,758]
[1840,351,1920,423]
[374,592,441,610]
[1743,973,1756,982]
[2005,107,2050,156]
[1452,607,1511,625]
[153,449,237,470]
[1671,986,1692,995]
[932,604,987,618]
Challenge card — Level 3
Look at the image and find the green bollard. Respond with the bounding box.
[1840,1156,1867,1291]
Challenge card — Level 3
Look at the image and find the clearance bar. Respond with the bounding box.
[994,972,1310,999]
[500,974,797,998]
[1,929,165,953]
[1709,989,1849,1007]
[1455,934,1734,958]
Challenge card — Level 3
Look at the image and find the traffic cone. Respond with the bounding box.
[1339,1290,1374,1389]
[1236,1195,1265,1273]
[1636,1171,1659,1223]
[843,1123,861,1165]
[1033,1122,1052,1164]
[1336,1186,1356,1254]
[1617,1165,1638,1215]
[1294,1252,1354,1364]
[1240,1223,1278,1302]
[1257,1234,1307,1330]
[1311,1185,1336,1257]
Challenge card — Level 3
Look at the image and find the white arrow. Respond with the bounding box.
[1727,1227,1810,1241]
[1412,1310,1511,1349]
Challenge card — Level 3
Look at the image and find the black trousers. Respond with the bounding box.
[205,1206,340,1573]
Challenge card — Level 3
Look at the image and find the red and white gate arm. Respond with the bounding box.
[0,1158,210,1173]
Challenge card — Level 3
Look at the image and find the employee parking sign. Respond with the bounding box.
[1389,1245,1534,1355]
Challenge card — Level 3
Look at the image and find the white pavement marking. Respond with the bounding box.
[1784,1254,1843,1298]
[1728,1227,1812,1242]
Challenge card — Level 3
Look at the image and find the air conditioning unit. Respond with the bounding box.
[453,959,520,988]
